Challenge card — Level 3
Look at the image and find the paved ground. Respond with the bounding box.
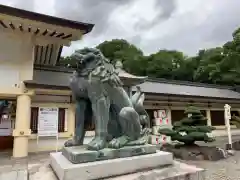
[180,151,240,180]
[29,153,240,180]
[1,136,240,180]
[0,151,49,180]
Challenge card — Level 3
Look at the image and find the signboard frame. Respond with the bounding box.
[37,107,59,152]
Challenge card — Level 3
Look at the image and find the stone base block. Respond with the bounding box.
[50,151,174,180]
[62,144,158,164]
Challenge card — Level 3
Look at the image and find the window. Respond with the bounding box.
[211,111,225,126]
[58,108,65,132]
[30,107,38,134]
[30,107,66,134]
[146,109,155,127]
[171,110,185,124]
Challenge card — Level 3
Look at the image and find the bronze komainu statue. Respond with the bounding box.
[64,48,150,150]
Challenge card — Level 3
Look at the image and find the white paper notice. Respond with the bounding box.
[38,107,59,137]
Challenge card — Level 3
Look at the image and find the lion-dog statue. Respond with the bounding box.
[64,48,150,150]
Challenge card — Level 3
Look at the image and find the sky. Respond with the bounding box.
[1,0,240,57]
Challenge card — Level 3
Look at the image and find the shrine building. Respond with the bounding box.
[0,4,94,158]
[135,79,240,140]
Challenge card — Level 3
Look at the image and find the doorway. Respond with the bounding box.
[0,136,14,150]
[0,99,16,153]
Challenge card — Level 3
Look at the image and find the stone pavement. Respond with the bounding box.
[179,151,240,180]
[0,151,50,180]
[0,170,27,180]
[0,136,240,180]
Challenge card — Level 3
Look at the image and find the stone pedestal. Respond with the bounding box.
[50,151,174,180]
[62,144,158,164]
[51,151,205,180]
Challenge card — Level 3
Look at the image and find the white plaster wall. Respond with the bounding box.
[0,34,23,63]
[0,32,34,84]
[0,64,20,88]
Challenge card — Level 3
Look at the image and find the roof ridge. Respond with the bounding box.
[147,78,233,90]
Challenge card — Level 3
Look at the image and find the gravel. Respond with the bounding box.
[178,151,240,180]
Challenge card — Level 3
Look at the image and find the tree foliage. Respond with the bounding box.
[60,27,240,86]
[96,39,143,64]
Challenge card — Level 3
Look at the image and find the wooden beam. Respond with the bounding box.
[0,14,83,40]
[33,88,71,95]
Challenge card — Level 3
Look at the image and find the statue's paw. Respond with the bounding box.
[87,137,106,151]
[108,136,129,149]
[64,139,79,147]
[126,137,147,146]
[108,138,122,149]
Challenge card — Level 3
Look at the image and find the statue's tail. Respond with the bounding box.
[131,86,150,129]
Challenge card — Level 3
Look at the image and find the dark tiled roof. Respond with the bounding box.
[0,4,94,33]
[133,79,240,100]
[25,68,146,88]
[26,69,240,100]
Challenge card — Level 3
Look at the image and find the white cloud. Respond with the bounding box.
[1,0,240,57]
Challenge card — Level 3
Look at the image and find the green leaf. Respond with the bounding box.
[158,128,177,136]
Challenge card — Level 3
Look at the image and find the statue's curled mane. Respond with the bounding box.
[72,48,122,87]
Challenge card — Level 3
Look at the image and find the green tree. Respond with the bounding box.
[193,48,224,84]
[178,56,201,81]
[159,106,216,145]
[213,27,240,85]
[194,27,240,85]
[96,39,143,65]
[123,55,149,76]
[146,50,187,79]
[58,26,240,86]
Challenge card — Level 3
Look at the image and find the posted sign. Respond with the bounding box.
[38,107,59,137]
